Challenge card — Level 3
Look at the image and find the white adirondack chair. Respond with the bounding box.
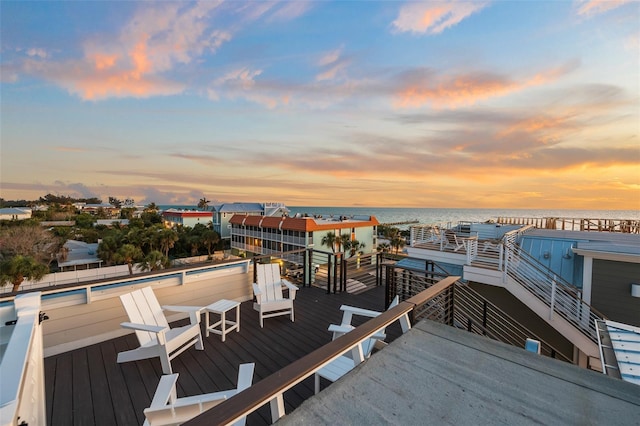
[327,296,409,357]
[117,286,204,375]
[314,296,411,394]
[443,230,465,252]
[252,263,299,328]
[143,363,255,426]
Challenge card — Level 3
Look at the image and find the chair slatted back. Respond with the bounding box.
[256,263,284,302]
[120,286,169,346]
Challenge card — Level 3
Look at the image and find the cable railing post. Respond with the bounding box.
[449,284,455,326]
[333,253,340,293]
[481,301,488,335]
[549,275,557,320]
[326,253,332,294]
[340,257,347,291]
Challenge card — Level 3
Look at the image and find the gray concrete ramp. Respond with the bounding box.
[280,320,640,425]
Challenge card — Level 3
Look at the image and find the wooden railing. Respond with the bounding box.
[496,217,640,233]
[185,276,460,425]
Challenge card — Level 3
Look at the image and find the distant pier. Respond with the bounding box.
[381,220,419,227]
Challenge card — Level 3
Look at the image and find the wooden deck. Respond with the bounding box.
[44,285,400,426]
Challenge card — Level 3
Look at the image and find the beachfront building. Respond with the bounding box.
[212,202,290,240]
[229,214,379,257]
[162,208,212,228]
[0,207,32,221]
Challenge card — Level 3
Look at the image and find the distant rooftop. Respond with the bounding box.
[213,202,290,217]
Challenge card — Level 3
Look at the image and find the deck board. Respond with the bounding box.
[45,285,396,425]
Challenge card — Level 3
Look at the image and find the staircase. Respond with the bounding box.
[501,241,602,358]
[460,227,604,360]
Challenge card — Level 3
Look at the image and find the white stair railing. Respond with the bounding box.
[502,242,602,343]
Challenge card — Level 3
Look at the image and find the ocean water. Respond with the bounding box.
[162,205,639,228]
[287,207,640,228]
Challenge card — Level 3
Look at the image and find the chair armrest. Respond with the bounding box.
[282,279,299,291]
[252,283,262,295]
[162,305,203,314]
[162,305,203,324]
[328,324,355,335]
[282,279,298,300]
[149,374,179,408]
[339,305,382,318]
[121,322,167,334]
[252,283,264,303]
[328,324,385,341]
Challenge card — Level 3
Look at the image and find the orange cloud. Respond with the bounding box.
[16,3,230,101]
[393,1,490,35]
[394,62,578,109]
[92,53,118,70]
[497,115,576,143]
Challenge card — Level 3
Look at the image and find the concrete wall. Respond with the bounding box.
[591,259,640,327]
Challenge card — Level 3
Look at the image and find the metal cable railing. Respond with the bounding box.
[382,263,572,362]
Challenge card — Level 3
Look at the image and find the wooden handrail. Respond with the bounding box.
[404,275,459,308]
[185,301,416,426]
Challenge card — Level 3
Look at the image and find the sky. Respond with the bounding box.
[1,0,639,209]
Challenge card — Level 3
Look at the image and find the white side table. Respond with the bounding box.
[204,299,241,341]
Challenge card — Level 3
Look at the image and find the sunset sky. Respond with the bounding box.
[1,1,638,209]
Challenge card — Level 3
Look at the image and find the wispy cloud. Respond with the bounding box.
[393,61,579,109]
[316,47,350,81]
[207,67,290,108]
[575,0,631,16]
[26,47,48,59]
[392,1,489,35]
[51,146,88,153]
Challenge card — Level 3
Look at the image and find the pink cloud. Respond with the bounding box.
[393,1,489,35]
[575,0,630,16]
[315,47,351,82]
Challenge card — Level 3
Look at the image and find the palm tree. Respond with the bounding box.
[144,202,158,212]
[97,235,120,266]
[201,229,220,257]
[197,197,210,211]
[114,244,143,275]
[138,250,168,272]
[321,232,337,253]
[338,234,351,253]
[377,242,391,253]
[0,255,49,293]
[390,235,406,255]
[349,240,365,257]
[157,228,179,258]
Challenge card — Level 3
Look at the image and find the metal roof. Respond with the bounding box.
[213,203,264,213]
[605,320,640,386]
